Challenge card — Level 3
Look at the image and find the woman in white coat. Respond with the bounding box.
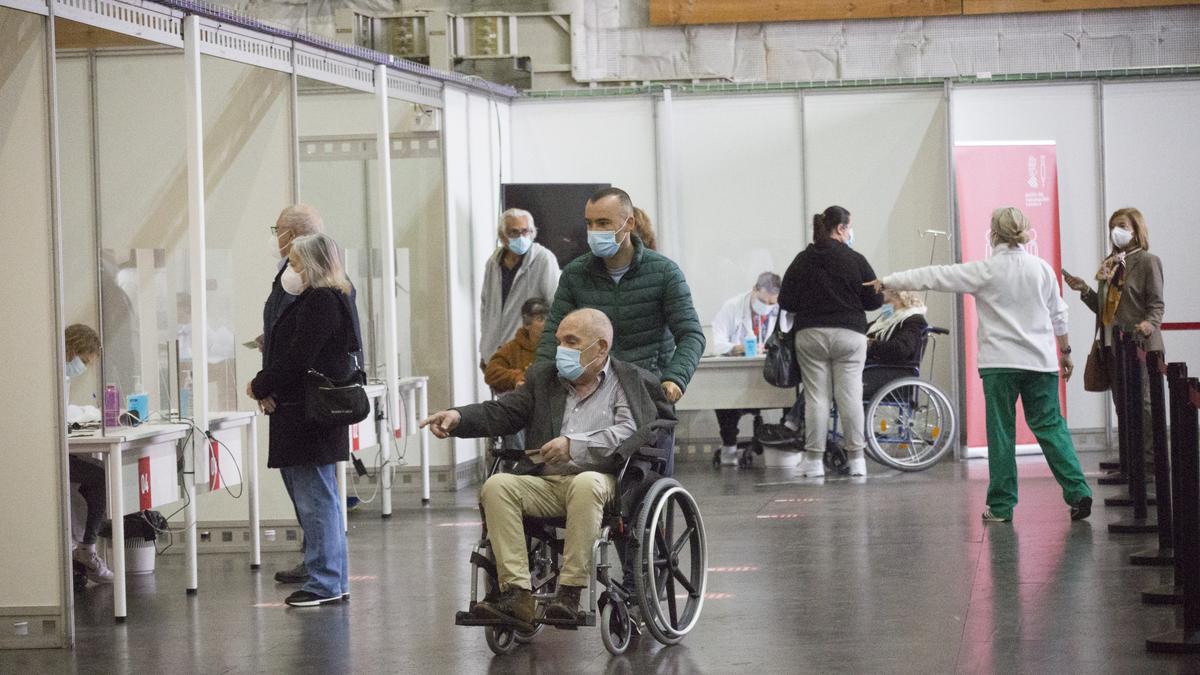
[868,207,1092,523]
[711,271,781,466]
[479,208,562,371]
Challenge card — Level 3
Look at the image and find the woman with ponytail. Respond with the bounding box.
[779,205,884,478]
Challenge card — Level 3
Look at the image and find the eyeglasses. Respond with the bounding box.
[505,228,532,238]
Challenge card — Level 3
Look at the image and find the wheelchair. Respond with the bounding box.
[738,326,957,473]
[455,423,708,656]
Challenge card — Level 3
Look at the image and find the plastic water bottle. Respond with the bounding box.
[103,383,120,427]
[743,335,758,357]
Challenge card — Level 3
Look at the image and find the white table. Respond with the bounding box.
[677,356,797,412]
[67,423,189,622]
[337,377,431,531]
[207,411,260,569]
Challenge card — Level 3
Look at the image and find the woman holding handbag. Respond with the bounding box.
[249,232,361,607]
[1063,207,1165,464]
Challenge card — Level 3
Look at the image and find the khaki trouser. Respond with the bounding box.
[794,327,868,454]
[479,471,617,590]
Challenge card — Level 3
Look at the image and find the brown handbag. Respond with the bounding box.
[1083,328,1110,392]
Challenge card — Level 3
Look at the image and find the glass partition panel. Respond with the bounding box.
[86,42,189,423]
[201,55,293,414]
[296,77,382,378]
[390,97,447,395]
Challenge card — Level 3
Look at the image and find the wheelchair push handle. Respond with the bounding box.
[925,326,950,336]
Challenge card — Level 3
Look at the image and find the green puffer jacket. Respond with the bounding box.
[535,237,705,390]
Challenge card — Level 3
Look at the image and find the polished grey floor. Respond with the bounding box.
[4,453,1198,674]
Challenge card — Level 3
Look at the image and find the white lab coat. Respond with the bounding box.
[882,245,1068,373]
[711,290,779,356]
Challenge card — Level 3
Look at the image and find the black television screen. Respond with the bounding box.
[500,183,610,269]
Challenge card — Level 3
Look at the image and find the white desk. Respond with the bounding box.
[67,423,189,622]
[677,356,796,412]
[337,377,431,532]
[207,411,260,569]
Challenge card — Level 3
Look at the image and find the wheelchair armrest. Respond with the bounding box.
[926,326,950,336]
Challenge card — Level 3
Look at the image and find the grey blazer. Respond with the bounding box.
[1081,249,1165,352]
[452,358,675,475]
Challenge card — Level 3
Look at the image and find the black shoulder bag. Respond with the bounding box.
[762,321,801,389]
[304,293,370,427]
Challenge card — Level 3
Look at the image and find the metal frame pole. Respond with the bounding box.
[374,64,401,518]
[182,14,209,594]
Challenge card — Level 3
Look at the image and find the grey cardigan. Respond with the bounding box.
[1081,249,1165,352]
[478,242,561,365]
[451,359,675,475]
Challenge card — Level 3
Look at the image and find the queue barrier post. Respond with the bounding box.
[1146,369,1200,653]
[1131,350,1174,565]
[1109,332,1156,534]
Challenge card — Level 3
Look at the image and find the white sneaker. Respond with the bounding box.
[846,450,867,477]
[719,445,739,466]
[74,548,114,584]
[797,454,825,478]
[848,457,867,477]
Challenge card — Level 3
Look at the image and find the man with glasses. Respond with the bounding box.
[479,208,562,373]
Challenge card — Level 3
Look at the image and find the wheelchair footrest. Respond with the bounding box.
[454,611,536,633]
[537,612,596,628]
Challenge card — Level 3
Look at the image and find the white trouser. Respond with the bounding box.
[794,327,868,454]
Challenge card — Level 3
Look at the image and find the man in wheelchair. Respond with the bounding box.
[421,308,673,629]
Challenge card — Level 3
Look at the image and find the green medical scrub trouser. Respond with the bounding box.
[980,369,1093,518]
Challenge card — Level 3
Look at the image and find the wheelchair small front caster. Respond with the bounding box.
[600,601,633,655]
[711,449,721,469]
[485,625,520,655]
[825,443,849,476]
[738,451,754,468]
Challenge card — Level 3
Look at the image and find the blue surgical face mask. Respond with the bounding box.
[507,235,532,256]
[587,226,627,259]
[845,227,856,247]
[65,355,87,379]
[751,298,777,316]
[879,303,895,319]
[555,338,601,381]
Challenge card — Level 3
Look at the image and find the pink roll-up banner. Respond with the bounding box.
[954,142,1065,456]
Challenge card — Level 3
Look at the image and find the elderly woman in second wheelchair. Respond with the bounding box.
[420,308,687,644]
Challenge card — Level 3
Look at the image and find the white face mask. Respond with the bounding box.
[1111,227,1134,250]
[64,355,87,379]
[751,298,777,316]
[281,265,307,296]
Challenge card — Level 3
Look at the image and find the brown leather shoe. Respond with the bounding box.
[474,587,536,628]
[543,585,585,623]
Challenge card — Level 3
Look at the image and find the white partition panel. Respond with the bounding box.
[952,83,1106,431]
[510,97,658,220]
[1102,79,1200,371]
[0,6,68,648]
[673,94,804,328]
[804,89,956,397]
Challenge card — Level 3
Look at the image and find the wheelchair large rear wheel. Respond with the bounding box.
[633,478,708,646]
[864,377,955,471]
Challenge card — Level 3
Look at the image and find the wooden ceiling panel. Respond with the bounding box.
[651,0,1200,24]
[650,0,964,25]
[55,17,160,50]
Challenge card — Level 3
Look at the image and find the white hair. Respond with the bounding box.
[277,204,324,236]
[497,208,536,240]
[291,233,350,295]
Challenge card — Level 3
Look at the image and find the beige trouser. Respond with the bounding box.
[479,471,617,590]
[794,327,868,454]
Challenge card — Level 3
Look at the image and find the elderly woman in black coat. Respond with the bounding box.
[249,232,359,607]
